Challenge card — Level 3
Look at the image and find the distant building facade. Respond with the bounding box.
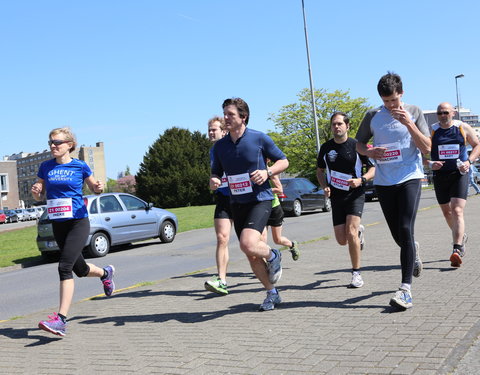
[0,160,20,209]
[3,142,106,207]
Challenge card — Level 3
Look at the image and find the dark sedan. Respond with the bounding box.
[279,177,331,217]
[3,209,19,223]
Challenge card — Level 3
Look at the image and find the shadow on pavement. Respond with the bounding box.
[0,327,62,346]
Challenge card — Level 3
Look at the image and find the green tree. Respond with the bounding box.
[105,178,118,193]
[136,127,212,208]
[268,88,372,182]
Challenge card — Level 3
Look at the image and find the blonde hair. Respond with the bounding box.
[49,127,77,152]
[208,116,226,131]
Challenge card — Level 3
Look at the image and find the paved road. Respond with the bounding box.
[0,188,479,374]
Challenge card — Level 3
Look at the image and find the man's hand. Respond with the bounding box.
[366,147,387,160]
[323,186,331,198]
[390,106,413,127]
[250,169,268,185]
[347,178,362,188]
[430,161,444,171]
[209,177,222,190]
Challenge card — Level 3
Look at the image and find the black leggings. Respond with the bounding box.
[52,217,91,281]
[375,179,422,285]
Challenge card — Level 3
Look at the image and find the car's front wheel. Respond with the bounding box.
[88,232,110,257]
[159,220,176,243]
[292,199,302,217]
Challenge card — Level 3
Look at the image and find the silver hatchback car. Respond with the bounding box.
[37,192,178,258]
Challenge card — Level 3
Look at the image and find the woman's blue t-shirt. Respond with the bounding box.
[38,158,92,221]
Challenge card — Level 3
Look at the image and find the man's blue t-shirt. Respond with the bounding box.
[38,158,92,221]
[211,128,286,204]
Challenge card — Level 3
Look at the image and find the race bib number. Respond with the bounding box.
[377,142,403,164]
[438,144,460,159]
[47,198,73,219]
[228,173,253,195]
[220,174,228,189]
[330,170,351,191]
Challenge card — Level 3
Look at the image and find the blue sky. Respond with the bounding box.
[2,0,479,179]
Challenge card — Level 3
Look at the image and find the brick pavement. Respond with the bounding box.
[1,196,480,374]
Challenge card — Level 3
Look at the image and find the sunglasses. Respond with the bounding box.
[48,139,70,146]
[437,111,450,115]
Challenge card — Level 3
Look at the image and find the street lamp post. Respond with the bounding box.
[455,74,464,120]
[301,0,321,153]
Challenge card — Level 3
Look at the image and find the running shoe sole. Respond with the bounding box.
[389,298,410,311]
[204,281,228,295]
[450,252,462,267]
[38,322,66,337]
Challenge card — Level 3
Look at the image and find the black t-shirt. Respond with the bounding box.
[317,137,373,198]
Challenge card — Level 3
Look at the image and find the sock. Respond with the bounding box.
[352,268,360,274]
[101,269,107,279]
[400,283,411,291]
[220,279,227,285]
[453,244,463,250]
[267,288,278,294]
[57,313,67,323]
[267,249,276,262]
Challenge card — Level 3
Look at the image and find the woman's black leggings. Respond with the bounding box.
[52,217,91,281]
[375,179,422,285]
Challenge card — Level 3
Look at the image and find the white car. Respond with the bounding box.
[25,208,39,220]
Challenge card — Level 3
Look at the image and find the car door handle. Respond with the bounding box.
[105,217,111,221]
[131,215,136,219]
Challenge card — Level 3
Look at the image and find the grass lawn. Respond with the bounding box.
[0,205,216,268]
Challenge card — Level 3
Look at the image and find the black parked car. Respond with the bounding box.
[4,209,19,223]
[279,177,331,217]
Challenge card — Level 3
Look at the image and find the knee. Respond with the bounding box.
[58,263,73,281]
[239,237,257,256]
[216,232,230,247]
[451,206,464,218]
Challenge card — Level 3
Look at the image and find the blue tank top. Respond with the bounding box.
[431,121,467,173]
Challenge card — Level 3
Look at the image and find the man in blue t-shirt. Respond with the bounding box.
[210,98,289,311]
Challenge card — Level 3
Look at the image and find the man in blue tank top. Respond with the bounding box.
[427,102,480,267]
[210,98,289,311]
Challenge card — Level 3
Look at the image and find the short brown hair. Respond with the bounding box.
[49,127,77,152]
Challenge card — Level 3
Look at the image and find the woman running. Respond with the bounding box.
[31,127,115,337]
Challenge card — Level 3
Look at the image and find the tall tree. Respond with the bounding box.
[136,127,212,208]
[269,88,371,182]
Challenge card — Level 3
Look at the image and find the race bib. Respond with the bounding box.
[47,198,73,219]
[330,170,351,191]
[220,174,228,189]
[228,173,253,195]
[438,144,460,160]
[377,142,403,164]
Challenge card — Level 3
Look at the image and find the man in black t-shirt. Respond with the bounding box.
[317,112,375,288]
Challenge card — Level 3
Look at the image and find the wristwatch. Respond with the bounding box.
[267,169,273,177]
[361,177,367,186]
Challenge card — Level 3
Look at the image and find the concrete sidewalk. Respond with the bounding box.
[1,195,480,374]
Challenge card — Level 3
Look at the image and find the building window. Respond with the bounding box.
[0,174,8,192]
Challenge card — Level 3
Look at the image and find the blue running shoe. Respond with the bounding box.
[266,249,282,284]
[259,290,282,311]
[389,288,413,310]
[38,313,66,337]
[101,265,115,296]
